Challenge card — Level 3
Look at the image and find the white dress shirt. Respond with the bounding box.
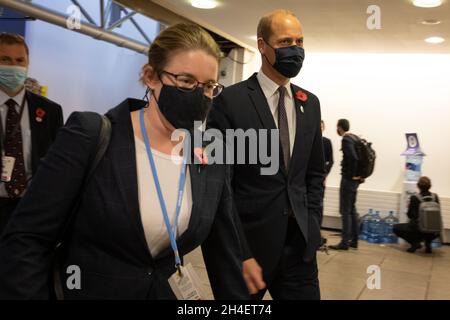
[0,88,32,198]
[134,136,193,257]
[256,70,297,155]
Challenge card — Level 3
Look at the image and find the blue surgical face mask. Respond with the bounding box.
[0,65,28,92]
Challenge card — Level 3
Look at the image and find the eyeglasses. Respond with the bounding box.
[160,71,224,98]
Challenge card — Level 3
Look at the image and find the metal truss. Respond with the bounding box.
[0,0,152,54]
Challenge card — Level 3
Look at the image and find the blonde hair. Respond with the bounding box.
[142,23,221,80]
[257,9,298,41]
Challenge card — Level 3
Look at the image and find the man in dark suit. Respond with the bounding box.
[319,120,333,245]
[321,120,334,177]
[208,9,325,300]
[0,33,63,235]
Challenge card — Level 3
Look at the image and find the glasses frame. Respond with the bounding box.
[160,70,224,98]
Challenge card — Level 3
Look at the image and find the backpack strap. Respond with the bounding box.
[418,193,434,202]
[53,113,112,300]
[347,133,359,142]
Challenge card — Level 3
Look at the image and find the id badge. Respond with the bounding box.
[1,156,15,182]
[168,263,207,300]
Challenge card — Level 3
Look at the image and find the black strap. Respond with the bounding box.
[417,193,436,202]
[53,114,112,300]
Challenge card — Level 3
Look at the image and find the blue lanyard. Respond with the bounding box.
[139,108,187,268]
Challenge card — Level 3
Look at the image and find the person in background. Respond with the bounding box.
[0,24,261,299]
[0,33,63,235]
[394,176,440,254]
[318,120,333,248]
[330,119,362,250]
[321,120,334,178]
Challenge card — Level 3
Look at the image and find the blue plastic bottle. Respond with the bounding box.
[382,211,398,244]
[360,209,373,241]
[431,238,442,248]
[368,211,383,243]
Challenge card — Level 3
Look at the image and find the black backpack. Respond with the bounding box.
[349,134,376,179]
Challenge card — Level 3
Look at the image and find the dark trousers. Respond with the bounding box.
[393,223,438,247]
[252,216,320,300]
[0,198,20,236]
[339,178,360,244]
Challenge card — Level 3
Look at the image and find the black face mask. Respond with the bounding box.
[152,84,212,131]
[264,41,305,78]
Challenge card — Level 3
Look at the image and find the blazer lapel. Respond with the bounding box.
[247,74,288,175]
[247,74,277,131]
[26,91,40,174]
[106,99,152,260]
[288,84,306,177]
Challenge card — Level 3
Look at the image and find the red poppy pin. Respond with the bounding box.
[295,90,308,102]
[35,107,46,123]
[194,147,209,165]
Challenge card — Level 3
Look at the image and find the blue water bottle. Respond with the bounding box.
[382,211,398,244]
[431,238,442,248]
[368,211,382,243]
[360,209,373,241]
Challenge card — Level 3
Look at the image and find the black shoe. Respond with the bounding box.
[329,242,349,250]
[349,242,358,249]
[407,243,422,253]
[425,245,432,254]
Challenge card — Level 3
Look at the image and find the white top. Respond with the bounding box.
[134,136,193,257]
[256,70,297,155]
[0,88,31,197]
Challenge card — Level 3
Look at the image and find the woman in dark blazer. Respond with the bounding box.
[0,23,257,299]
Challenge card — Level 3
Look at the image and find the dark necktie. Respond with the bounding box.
[4,99,27,198]
[277,86,290,171]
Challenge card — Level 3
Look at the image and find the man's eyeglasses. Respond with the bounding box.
[160,71,224,98]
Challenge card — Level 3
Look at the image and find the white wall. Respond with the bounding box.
[24,0,157,117]
[242,52,450,197]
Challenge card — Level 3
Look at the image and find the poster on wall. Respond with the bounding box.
[401,133,426,156]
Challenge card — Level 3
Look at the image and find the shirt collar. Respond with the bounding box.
[256,70,292,99]
[0,88,26,108]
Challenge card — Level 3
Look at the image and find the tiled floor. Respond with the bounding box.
[184,231,450,300]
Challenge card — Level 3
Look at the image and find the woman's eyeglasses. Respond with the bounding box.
[160,71,224,98]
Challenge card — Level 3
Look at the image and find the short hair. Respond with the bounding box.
[337,119,350,132]
[0,32,29,56]
[417,176,431,192]
[257,9,298,41]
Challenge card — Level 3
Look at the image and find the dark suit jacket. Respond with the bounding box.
[207,73,325,275]
[0,98,248,300]
[0,90,63,176]
[341,134,358,180]
[322,136,333,176]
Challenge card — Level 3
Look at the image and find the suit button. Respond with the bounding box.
[283,210,289,216]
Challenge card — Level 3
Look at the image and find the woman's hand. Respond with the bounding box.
[242,258,266,294]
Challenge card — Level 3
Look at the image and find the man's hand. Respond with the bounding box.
[242,258,266,295]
